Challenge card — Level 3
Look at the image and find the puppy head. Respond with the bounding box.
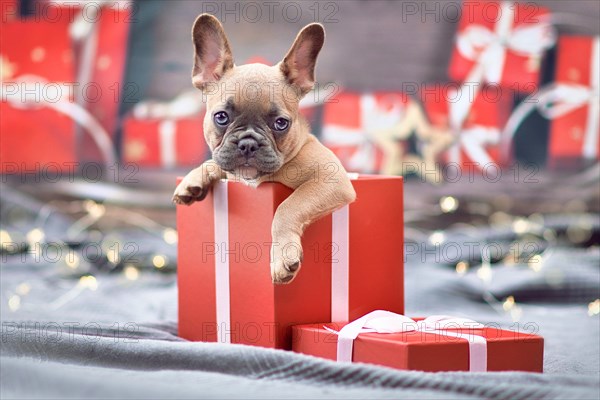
[191,14,324,180]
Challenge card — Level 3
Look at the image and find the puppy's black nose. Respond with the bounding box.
[238,138,259,158]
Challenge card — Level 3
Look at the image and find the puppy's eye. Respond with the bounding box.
[214,111,230,127]
[273,117,290,131]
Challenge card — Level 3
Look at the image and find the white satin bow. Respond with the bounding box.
[327,310,488,372]
[455,2,556,85]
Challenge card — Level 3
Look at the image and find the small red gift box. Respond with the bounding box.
[547,36,599,167]
[448,0,554,93]
[122,115,208,168]
[421,84,511,171]
[177,176,404,349]
[292,311,544,372]
[0,19,77,173]
[322,92,412,173]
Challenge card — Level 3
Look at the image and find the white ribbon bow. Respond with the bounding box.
[327,310,488,372]
[455,1,556,85]
[447,2,556,167]
[323,94,405,173]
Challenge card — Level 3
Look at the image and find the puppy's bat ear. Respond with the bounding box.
[280,23,325,96]
[191,14,234,90]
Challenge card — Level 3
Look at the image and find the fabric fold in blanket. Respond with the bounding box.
[1,328,599,400]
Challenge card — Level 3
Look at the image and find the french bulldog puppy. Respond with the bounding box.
[173,14,356,284]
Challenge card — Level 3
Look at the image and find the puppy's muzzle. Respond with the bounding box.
[238,137,259,158]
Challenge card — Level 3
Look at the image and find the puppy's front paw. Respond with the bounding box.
[270,237,303,284]
[173,178,209,205]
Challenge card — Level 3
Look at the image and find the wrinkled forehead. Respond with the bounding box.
[204,64,301,112]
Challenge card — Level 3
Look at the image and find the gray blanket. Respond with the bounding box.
[1,182,599,399]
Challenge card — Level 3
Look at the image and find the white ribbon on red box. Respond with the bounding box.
[446,86,502,167]
[448,1,556,167]
[325,310,488,372]
[455,1,555,86]
[501,36,599,161]
[211,177,354,343]
[158,120,178,168]
[322,94,407,173]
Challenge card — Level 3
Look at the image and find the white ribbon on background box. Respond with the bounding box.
[325,310,488,372]
[455,1,556,86]
[158,120,178,168]
[322,94,406,173]
[449,1,556,167]
[211,178,353,343]
[501,36,600,161]
[445,88,502,167]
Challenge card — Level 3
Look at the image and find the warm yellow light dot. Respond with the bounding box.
[124,265,139,281]
[0,230,12,250]
[588,299,600,316]
[439,196,459,213]
[8,295,21,312]
[106,249,121,265]
[84,200,105,218]
[15,283,31,296]
[163,228,178,245]
[429,231,445,245]
[65,252,80,269]
[455,261,469,275]
[503,296,515,311]
[26,228,45,244]
[476,264,492,282]
[528,254,543,272]
[78,275,98,291]
[512,218,529,235]
[152,255,167,269]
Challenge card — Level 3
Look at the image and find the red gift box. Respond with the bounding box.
[547,36,599,167]
[43,0,131,162]
[177,175,404,349]
[421,84,511,171]
[292,311,544,372]
[0,19,77,173]
[448,0,554,93]
[122,115,208,168]
[322,92,412,173]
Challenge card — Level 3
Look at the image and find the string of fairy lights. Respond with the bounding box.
[409,193,600,321]
[1,196,178,313]
[1,183,599,320]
